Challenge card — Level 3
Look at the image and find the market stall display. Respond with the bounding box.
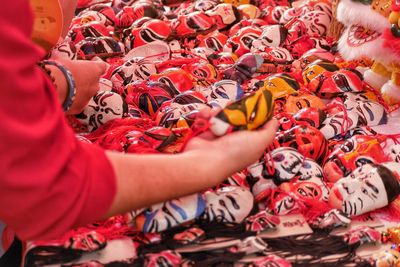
[19,0,400,265]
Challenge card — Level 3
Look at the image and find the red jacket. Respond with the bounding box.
[0,1,116,241]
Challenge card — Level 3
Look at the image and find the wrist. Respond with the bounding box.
[41,60,77,112]
[45,65,68,101]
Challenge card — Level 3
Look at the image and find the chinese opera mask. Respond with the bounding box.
[329,164,400,216]
[323,135,388,183]
[210,88,274,136]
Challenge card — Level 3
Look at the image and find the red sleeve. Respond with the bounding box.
[0,1,116,241]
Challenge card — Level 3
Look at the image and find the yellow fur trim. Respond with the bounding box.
[372,61,392,77]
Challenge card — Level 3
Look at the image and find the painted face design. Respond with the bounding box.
[329,164,400,216]
[155,103,210,127]
[260,73,300,100]
[149,68,194,96]
[207,52,238,67]
[208,98,232,110]
[223,53,264,84]
[225,26,263,57]
[111,57,157,88]
[300,10,332,36]
[302,59,339,84]
[210,88,274,136]
[142,127,185,153]
[264,6,288,24]
[205,4,241,31]
[73,10,109,27]
[285,94,326,114]
[342,92,388,127]
[186,63,220,86]
[204,79,244,101]
[201,186,254,224]
[68,21,109,44]
[294,48,335,70]
[298,158,324,181]
[323,135,387,182]
[86,4,117,26]
[266,147,305,184]
[310,209,351,230]
[196,31,228,52]
[76,91,128,132]
[259,25,288,48]
[389,144,400,163]
[238,4,261,19]
[257,47,293,64]
[269,190,298,215]
[194,0,219,11]
[297,159,329,201]
[291,181,324,202]
[49,38,78,60]
[171,11,216,38]
[308,69,364,97]
[124,81,172,116]
[293,107,327,128]
[246,158,277,199]
[135,193,206,233]
[124,19,171,50]
[64,231,106,252]
[319,108,359,140]
[343,226,381,245]
[280,6,310,24]
[275,125,328,164]
[77,36,123,59]
[245,210,280,233]
[172,91,207,106]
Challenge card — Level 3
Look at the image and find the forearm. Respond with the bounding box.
[104,151,225,217]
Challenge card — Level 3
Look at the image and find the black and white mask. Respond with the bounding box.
[111,57,157,88]
[389,144,400,163]
[298,158,330,201]
[343,92,388,127]
[135,193,206,233]
[258,25,288,48]
[76,91,128,132]
[332,164,400,216]
[201,186,254,224]
[204,80,244,101]
[266,147,305,184]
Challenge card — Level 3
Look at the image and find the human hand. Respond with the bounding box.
[54,57,107,114]
[184,109,279,183]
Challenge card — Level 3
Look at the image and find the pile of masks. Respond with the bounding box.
[24,0,400,266]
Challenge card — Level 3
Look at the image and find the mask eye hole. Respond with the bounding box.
[273,154,285,162]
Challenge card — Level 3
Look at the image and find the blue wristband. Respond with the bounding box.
[42,60,77,112]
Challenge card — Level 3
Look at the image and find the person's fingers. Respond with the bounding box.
[211,119,279,169]
[197,107,212,120]
[195,130,216,141]
[90,60,107,76]
[226,119,278,151]
[249,118,279,149]
[260,118,279,131]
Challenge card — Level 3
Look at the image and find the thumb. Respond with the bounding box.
[91,57,108,75]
